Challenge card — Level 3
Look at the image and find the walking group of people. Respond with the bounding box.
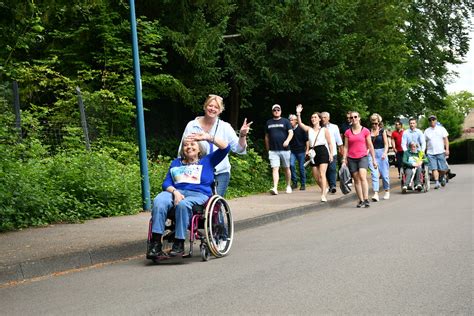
[265,104,452,209]
[147,95,452,259]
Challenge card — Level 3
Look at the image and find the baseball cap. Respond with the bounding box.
[428,115,437,120]
[272,104,281,110]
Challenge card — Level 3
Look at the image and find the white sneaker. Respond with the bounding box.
[286,185,292,194]
[270,188,278,195]
[383,192,390,200]
[321,195,327,202]
[371,192,379,202]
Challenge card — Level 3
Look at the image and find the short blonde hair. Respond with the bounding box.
[179,139,207,159]
[203,94,225,112]
[370,113,382,123]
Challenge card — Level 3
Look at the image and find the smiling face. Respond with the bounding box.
[204,98,222,119]
[181,139,201,160]
[310,113,321,126]
[349,112,360,126]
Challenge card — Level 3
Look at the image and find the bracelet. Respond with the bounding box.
[171,188,176,195]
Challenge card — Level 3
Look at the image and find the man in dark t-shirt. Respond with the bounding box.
[339,111,352,137]
[288,114,308,190]
[265,104,293,195]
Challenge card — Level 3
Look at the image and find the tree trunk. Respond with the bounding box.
[229,80,241,129]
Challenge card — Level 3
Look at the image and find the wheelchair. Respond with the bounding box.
[147,194,234,263]
[400,164,430,193]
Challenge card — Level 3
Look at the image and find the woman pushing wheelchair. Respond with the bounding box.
[147,133,230,260]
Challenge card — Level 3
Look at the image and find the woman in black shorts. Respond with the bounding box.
[296,104,333,202]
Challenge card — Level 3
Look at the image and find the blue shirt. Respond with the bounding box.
[401,128,426,152]
[163,145,230,196]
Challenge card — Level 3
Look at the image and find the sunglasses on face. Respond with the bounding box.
[372,122,378,125]
[350,116,358,119]
[273,109,281,112]
[428,118,436,121]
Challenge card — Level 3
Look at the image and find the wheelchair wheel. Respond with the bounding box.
[204,195,234,258]
[200,244,210,261]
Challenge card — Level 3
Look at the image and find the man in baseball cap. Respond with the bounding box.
[265,104,294,195]
[424,114,449,189]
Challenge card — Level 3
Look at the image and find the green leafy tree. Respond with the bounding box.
[404,0,474,117]
[422,91,474,140]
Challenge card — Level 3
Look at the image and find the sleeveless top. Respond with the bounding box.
[371,128,385,149]
[308,127,328,149]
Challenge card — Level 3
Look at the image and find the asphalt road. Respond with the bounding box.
[1,165,472,315]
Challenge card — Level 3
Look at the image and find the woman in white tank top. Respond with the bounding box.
[296,104,333,202]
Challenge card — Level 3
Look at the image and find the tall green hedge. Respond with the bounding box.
[449,139,473,164]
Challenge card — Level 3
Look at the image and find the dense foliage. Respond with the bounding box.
[0,0,472,230]
[421,91,474,139]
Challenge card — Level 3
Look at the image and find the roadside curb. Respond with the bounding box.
[1,191,359,285]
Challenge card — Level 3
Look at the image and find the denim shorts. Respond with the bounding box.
[347,156,369,174]
[427,153,448,171]
[269,150,291,168]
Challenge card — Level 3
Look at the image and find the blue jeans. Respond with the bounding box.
[326,155,337,188]
[290,151,306,186]
[215,172,230,197]
[368,148,390,192]
[151,190,209,240]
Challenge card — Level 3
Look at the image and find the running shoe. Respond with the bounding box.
[372,192,379,202]
[364,199,370,208]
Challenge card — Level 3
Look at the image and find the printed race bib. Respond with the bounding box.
[170,165,203,184]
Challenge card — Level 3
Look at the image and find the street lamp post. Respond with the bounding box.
[129,0,151,210]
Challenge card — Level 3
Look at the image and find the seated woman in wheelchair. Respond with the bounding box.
[147,133,230,259]
[402,141,429,191]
